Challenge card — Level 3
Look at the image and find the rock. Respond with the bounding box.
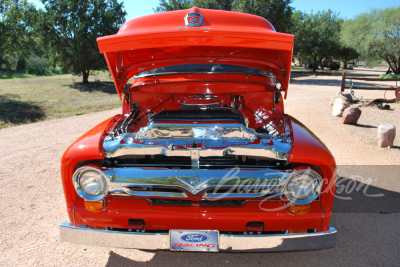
[332,102,346,117]
[343,107,362,124]
[341,92,353,103]
[377,124,396,148]
[332,97,350,108]
[330,92,352,106]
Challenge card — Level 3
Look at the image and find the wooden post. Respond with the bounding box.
[340,72,346,92]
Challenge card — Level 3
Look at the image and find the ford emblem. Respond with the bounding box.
[184,12,204,27]
[180,234,209,242]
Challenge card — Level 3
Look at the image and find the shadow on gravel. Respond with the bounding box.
[353,124,377,129]
[333,177,400,213]
[290,77,390,88]
[0,94,45,127]
[65,81,117,94]
[106,252,135,267]
[290,78,342,87]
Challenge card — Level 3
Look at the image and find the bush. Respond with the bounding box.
[25,67,67,76]
[0,66,67,79]
[380,74,400,79]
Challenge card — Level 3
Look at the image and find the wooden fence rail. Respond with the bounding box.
[340,72,399,92]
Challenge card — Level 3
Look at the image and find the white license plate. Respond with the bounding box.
[170,230,219,252]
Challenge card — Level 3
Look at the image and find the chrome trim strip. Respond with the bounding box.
[133,72,272,79]
[60,223,337,252]
[320,200,324,229]
[72,197,78,224]
[111,191,188,199]
[203,192,283,199]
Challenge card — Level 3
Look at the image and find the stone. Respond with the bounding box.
[343,107,362,124]
[332,102,346,117]
[341,92,353,103]
[332,97,350,108]
[377,124,396,148]
[330,92,352,106]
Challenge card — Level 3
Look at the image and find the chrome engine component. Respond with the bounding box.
[180,94,220,110]
[136,123,257,140]
[103,106,292,170]
[103,121,292,168]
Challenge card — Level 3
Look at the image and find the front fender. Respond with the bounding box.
[287,115,337,227]
[60,115,121,220]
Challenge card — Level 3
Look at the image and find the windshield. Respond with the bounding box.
[135,64,274,77]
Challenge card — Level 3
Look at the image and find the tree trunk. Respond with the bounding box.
[384,54,394,74]
[312,58,317,72]
[82,70,89,84]
[396,56,400,75]
[344,59,348,69]
[320,59,324,71]
[16,55,27,71]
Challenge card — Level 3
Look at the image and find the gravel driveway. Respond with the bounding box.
[1,73,399,266]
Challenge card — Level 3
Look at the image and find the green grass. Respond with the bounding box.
[0,72,120,128]
[0,68,67,80]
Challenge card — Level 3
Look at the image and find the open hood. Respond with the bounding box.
[97,7,294,99]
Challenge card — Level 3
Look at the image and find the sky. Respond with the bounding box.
[29,0,399,21]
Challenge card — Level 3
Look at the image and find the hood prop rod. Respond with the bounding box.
[118,94,174,135]
[130,94,174,125]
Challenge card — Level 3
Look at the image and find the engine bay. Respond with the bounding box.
[102,93,292,169]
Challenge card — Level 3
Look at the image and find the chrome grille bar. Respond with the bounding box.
[100,167,291,199]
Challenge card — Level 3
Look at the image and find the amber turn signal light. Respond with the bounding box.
[84,200,104,212]
[288,204,310,216]
[287,229,308,234]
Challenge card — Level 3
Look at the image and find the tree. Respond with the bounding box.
[341,7,400,74]
[334,45,359,69]
[154,0,232,12]
[154,0,293,33]
[0,16,13,68]
[0,0,36,69]
[233,0,293,33]
[153,0,192,12]
[291,10,344,72]
[37,0,126,83]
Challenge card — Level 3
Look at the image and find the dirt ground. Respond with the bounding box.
[0,69,399,266]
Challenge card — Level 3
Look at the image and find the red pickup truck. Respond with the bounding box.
[59,7,337,252]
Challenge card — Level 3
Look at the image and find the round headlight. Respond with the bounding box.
[80,171,106,196]
[73,167,108,201]
[285,169,322,204]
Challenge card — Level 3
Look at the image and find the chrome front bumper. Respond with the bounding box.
[60,222,337,252]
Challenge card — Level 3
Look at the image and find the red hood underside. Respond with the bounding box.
[97,7,294,99]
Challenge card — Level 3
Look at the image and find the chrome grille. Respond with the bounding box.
[99,166,291,199]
